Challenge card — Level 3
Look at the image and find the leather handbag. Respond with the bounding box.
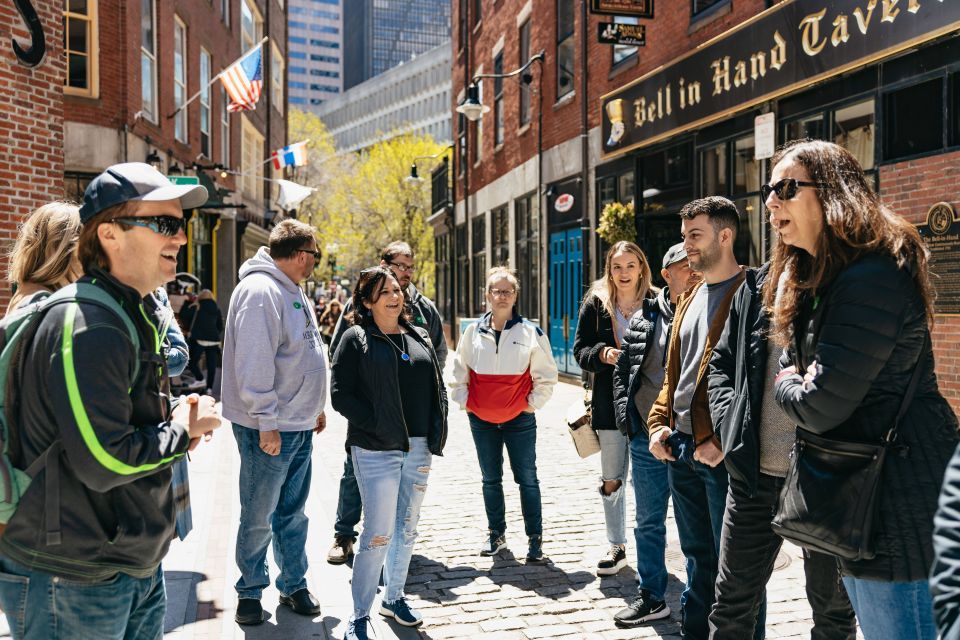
[771,335,927,561]
[567,376,600,458]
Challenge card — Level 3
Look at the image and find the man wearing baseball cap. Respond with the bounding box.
[0,163,222,639]
[610,243,699,628]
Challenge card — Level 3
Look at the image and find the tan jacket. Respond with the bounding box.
[647,269,745,446]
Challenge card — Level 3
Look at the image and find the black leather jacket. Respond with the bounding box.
[331,319,448,456]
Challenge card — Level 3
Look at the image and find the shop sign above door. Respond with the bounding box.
[600,0,960,158]
[590,0,654,18]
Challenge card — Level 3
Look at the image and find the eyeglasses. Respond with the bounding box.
[298,249,322,263]
[112,215,187,237]
[760,178,830,202]
[488,288,516,298]
[387,261,413,273]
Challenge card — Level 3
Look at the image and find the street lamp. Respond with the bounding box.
[405,146,455,185]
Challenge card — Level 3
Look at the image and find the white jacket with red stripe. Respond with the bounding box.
[451,312,559,424]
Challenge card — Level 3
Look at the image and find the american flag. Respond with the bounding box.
[221,47,263,112]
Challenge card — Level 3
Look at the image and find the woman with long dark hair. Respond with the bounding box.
[768,139,959,639]
[331,267,447,640]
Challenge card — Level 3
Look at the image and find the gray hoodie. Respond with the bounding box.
[221,246,327,431]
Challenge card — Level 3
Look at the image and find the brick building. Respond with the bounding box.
[446,0,960,407]
[0,0,65,307]
[62,0,287,307]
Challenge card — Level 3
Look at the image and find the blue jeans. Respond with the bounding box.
[668,431,729,640]
[842,577,936,640]
[351,438,432,618]
[629,434,670,601]
[0,555,165,639]
[598,429,629,546]
[334,453,363,538]
[469,412,542,537]
[233,424,313,600]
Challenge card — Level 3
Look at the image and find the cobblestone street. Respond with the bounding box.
[0,365,855,640]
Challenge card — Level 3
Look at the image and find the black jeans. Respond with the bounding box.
[334,454,363,539]
[188,340,221,390]
[709,473,857,640]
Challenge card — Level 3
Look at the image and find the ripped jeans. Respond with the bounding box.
[351,438,432,619]
[597,429,630,546]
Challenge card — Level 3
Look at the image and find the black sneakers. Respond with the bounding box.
[235,598,265,625]
[596,544,628,575]
[613,591,671,627]
[479,531,507,556]
[526,535,545,563]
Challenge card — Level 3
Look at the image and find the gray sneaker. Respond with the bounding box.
[479,531,506,556]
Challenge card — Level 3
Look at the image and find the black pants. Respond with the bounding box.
[188,340,221,391]
[709,473,857,640]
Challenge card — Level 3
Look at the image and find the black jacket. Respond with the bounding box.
[707,263,770,493]
[0,269,191,582]
[573,294,621,430]
[775,253,959,581]
[331,319,448,456]
[933,441,960,640]
[181,298,223,343]
[612,288,673,440]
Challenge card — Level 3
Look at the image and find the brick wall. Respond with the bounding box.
[881,152,960,413]
[0,0,66,306]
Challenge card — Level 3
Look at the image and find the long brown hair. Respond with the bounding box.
[764,139,934,346]
[586,241,653,318]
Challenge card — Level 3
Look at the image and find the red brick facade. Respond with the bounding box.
[0,0,66,307]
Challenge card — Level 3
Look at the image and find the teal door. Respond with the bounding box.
[549,228,583,375]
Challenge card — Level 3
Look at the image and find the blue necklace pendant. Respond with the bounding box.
[401,353,411,362]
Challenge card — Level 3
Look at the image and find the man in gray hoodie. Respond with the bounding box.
[221,219,328,626]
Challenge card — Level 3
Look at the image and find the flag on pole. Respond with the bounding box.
[276,180,315,211]
[221,47,263,112]
[271,142,309,170]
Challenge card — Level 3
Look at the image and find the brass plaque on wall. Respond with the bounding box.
[918,202,960,316]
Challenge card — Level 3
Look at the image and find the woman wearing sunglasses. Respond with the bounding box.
[767,139,958,639]
[330,267,447,640]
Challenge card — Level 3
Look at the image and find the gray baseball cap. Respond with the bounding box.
[661,243,688,269]
[79,162,208,223]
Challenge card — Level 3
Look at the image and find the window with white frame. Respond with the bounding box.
[174,17,188,143]
[220,85,230,166]
[272,43,284,114]
[200,48,212,158]
[140,0,157,119]
[241,116,264,203]
[64,0,99,97]
[241,0,263,54]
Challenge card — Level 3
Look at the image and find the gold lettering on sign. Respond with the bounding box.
[832,14,850,46]
[750,51,766,80]
[734,60,748,87]
[908,0,920,12]
[882,0,901,22]
[711,56,731,96]
[634,98,644,125]
[770,31,786,70]
[687,80,701,107]
[800,9,828,56]
[854,0,878,34]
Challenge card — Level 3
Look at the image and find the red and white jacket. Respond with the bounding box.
[451,312,559,424]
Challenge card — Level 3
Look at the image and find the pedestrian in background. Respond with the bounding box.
[181,289,224,394]
[330,266,448,640]
[451,267,558,562]
[574,241,653,577]
[611,243,698,627]
[5,201,82,314]
[769,139,958,639]
[319,298,343,346]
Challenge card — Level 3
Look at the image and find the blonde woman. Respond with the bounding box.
[573,241,653,576]
[6,202,82,314]
[452,267,558,562]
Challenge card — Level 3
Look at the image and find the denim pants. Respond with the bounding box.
[667,431,730,640]
[469,412,542,537]
[597,429,629,546]
[629,434,670,601]
[842,576,937,640]
[233,424,313,600]
[334,453,363,538]
[0,556,165,640]
[709,474,855,640]
[351,438,432,618]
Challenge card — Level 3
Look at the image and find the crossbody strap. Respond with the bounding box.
[734,271,755,390]
[884,332,930,444]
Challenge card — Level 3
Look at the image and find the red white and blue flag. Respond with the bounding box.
[221,46,263,112]
[271,141,309,170]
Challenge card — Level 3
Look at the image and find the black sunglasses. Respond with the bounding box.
[113,215,187,237]
[761,178,830,202]
[298,249,322,262]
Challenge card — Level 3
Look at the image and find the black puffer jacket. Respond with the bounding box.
[612,288,673,439]
[708,263,770,494]
[775,253,959,581]
[574,294,631,430]
[181,298,223,342]
[331,319,448,456]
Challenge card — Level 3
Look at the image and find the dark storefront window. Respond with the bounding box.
[456,223,468,317]
[884,78,943,161]
[515,193,539,320]
[492,205,509,266]
[692,0,728,18]
[471,215,486,315]
[434,231,451,321]
[640,142,694,285]
[782,97,876,180]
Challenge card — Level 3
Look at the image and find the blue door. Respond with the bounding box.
[549,228,583,375]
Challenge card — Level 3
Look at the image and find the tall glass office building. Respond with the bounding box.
[288,0,342,109]
[343,0,451,90]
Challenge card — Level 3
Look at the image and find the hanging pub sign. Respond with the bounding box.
[600,0,960,158]
[599,22,647,47]
[917,202,960,316]
[590,0,654,19]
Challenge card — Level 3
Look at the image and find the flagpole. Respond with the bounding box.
[166,36,269,119]
[222,169,317,188]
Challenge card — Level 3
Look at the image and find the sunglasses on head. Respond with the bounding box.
[761,178,830,202]
[112,215,187,237]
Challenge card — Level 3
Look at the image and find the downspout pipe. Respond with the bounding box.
[579,0,590,292]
